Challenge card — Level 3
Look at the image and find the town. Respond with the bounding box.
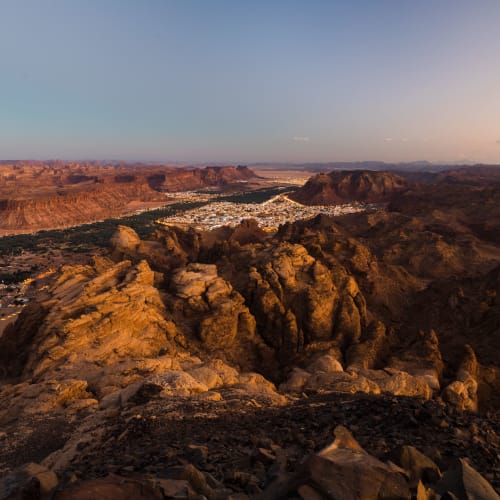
[157,193,371,231]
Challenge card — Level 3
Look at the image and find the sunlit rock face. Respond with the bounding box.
[2,201,498,408]
[289,169,409,205]
[0,257,178,384]
[0,172,499,496]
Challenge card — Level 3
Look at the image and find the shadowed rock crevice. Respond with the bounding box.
[0,302,48,380]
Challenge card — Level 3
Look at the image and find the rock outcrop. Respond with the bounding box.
[0,256,181,403]
[4,213,497,409]
[442,344,479,411]
[290,169,409,205]
[0,463,58,500]
[434,458,499,499]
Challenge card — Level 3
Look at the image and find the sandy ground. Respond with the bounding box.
[124,199,172,212]
[253,169,314,185]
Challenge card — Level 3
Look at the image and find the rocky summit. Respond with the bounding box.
[0,174,499,499]
[289,170,409,205]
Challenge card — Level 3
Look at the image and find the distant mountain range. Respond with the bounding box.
[250,161,500,173]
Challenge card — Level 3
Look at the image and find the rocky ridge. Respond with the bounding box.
[0,176,499,498]
[289,170,409,205]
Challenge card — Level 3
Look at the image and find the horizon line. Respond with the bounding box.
[1,158,500,167]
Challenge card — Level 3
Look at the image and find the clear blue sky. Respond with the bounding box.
[1,0,499,163]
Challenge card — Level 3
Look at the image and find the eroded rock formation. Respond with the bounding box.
[0,172,499,496]
[289,169,409,205]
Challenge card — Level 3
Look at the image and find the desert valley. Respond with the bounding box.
[0,161,498,499]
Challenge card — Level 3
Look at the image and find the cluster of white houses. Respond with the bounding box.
[158,194,369,231]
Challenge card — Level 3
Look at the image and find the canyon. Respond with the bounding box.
[0,165,499,499]
[0,162,259,235]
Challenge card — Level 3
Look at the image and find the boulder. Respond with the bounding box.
[304,371,381,395]
[150,370,208,397]
[52,476,163,500]
[203,359,240,386]
[441,380,478,412]
[192,390,222,401]
[279,368,311,393]
[434,458,498,500]
[88,356,182,399]
[228,372,287,405]
[388,330,444,392]
[110,225,141,255]
[396,445,441,485]
[156,479,197,499]
[188,366,223,390]
[307,354,343,373]
[359,369,432,400]
[170,263,218,299]
[98,369,211,407]
[99,379,165,409]
[260,426,411,499]
[0,463,58,500]
[442,345,479,411]
[160,464,216,500]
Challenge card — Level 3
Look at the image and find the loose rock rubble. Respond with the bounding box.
[1,391,498,499]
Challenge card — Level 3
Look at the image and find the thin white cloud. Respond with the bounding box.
[293,136,310,142]
[384,137,408,142]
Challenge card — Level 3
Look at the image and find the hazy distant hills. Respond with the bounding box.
[251,160,500,175]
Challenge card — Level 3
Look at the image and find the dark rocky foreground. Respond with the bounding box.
[1,392,498,498]
[63,394,500,490]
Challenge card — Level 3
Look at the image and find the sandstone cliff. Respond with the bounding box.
[4,213,497,412]
[0,163,258,234]
[289,169,409,205]
[0,182,162,233]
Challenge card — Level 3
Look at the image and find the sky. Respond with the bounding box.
[1,0,500,163]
